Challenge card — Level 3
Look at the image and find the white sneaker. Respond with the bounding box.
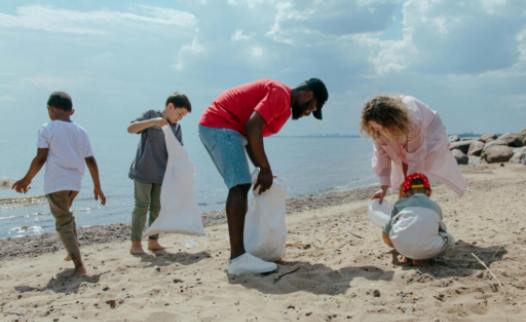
[227,253,278,276]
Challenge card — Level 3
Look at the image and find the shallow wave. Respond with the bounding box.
[8,225,43,237]
[0,178,14,190]
[0,195,46,206]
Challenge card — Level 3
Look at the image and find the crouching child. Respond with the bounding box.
[383,173,455,265]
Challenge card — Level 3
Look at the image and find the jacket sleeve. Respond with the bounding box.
[372,142,391,186]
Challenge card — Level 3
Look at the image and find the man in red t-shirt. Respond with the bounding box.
[199,78,328,275]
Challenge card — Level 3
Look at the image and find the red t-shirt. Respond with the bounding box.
[199,79,292,137]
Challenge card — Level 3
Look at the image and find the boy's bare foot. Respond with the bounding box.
[411,259,429,266]
[399,255,412,265]
[70,255,87,277]
[130,248,146,255]
[72,265,87,277]
[147,240,166,253]
[130,241,146,255]
[130,247,146,255]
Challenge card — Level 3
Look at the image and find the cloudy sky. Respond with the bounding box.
[1,0,525,136]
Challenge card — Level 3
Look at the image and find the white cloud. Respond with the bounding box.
[368,38,416,74]
[503,94,526,110]
[0,95,16,103]
[173,35,205,71]
[231,29,254,41]
[518,27,526,62]
[20,75,79,90]
[250,46,264,58]
[266,1,313,45]
[354,0,526,76]
[481,0,508,15]
[265,0,400,46]
[0,5,197,35]
[227,0,270,8]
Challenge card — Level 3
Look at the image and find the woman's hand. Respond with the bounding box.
[371,185,389,203]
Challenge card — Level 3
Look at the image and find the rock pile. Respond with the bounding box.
[449,129,526,165]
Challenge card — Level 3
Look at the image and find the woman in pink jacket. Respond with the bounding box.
[360,95,466,201]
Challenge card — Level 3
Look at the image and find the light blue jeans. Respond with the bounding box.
[199,125,252,189]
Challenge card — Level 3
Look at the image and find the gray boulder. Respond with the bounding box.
[468,141,485,156]
[510,147,526,164]
[519,128,526,146]
[480,133,497,143]
[468,156,481,165]
[449,140,476,154]
[452,149,469,165]
[483,145,514,163]
[497,133,523,147]
[484,139,508,149]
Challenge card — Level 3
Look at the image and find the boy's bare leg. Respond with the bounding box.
[382,232,394,248]
[130,240,145,255]
[147,239,166,252]
[64,191,80,262]
[70,255,87,277]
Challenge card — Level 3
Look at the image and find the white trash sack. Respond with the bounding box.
[244,173,288,261]
[367,199,393,229]
[143,125,205,237]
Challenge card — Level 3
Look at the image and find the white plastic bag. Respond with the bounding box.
[367,199,393,228]
[244,173,288,261]
[143,125,205,237]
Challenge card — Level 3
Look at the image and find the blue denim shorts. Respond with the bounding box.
[199,125,252,189]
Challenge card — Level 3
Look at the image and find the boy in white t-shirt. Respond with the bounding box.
[12,92,106,277]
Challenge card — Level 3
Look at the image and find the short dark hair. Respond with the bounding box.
[47,91,73,111]
[166,92,191,112]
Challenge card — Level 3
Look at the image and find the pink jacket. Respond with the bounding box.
[372,96,466,196]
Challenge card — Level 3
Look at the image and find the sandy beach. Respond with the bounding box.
[1,164,525,322]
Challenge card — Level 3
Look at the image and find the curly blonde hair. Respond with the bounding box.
[360,95,409,139]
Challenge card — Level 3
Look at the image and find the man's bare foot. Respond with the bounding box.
[147,240,166,253]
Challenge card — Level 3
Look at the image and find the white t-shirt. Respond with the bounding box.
[37,120,93,194]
